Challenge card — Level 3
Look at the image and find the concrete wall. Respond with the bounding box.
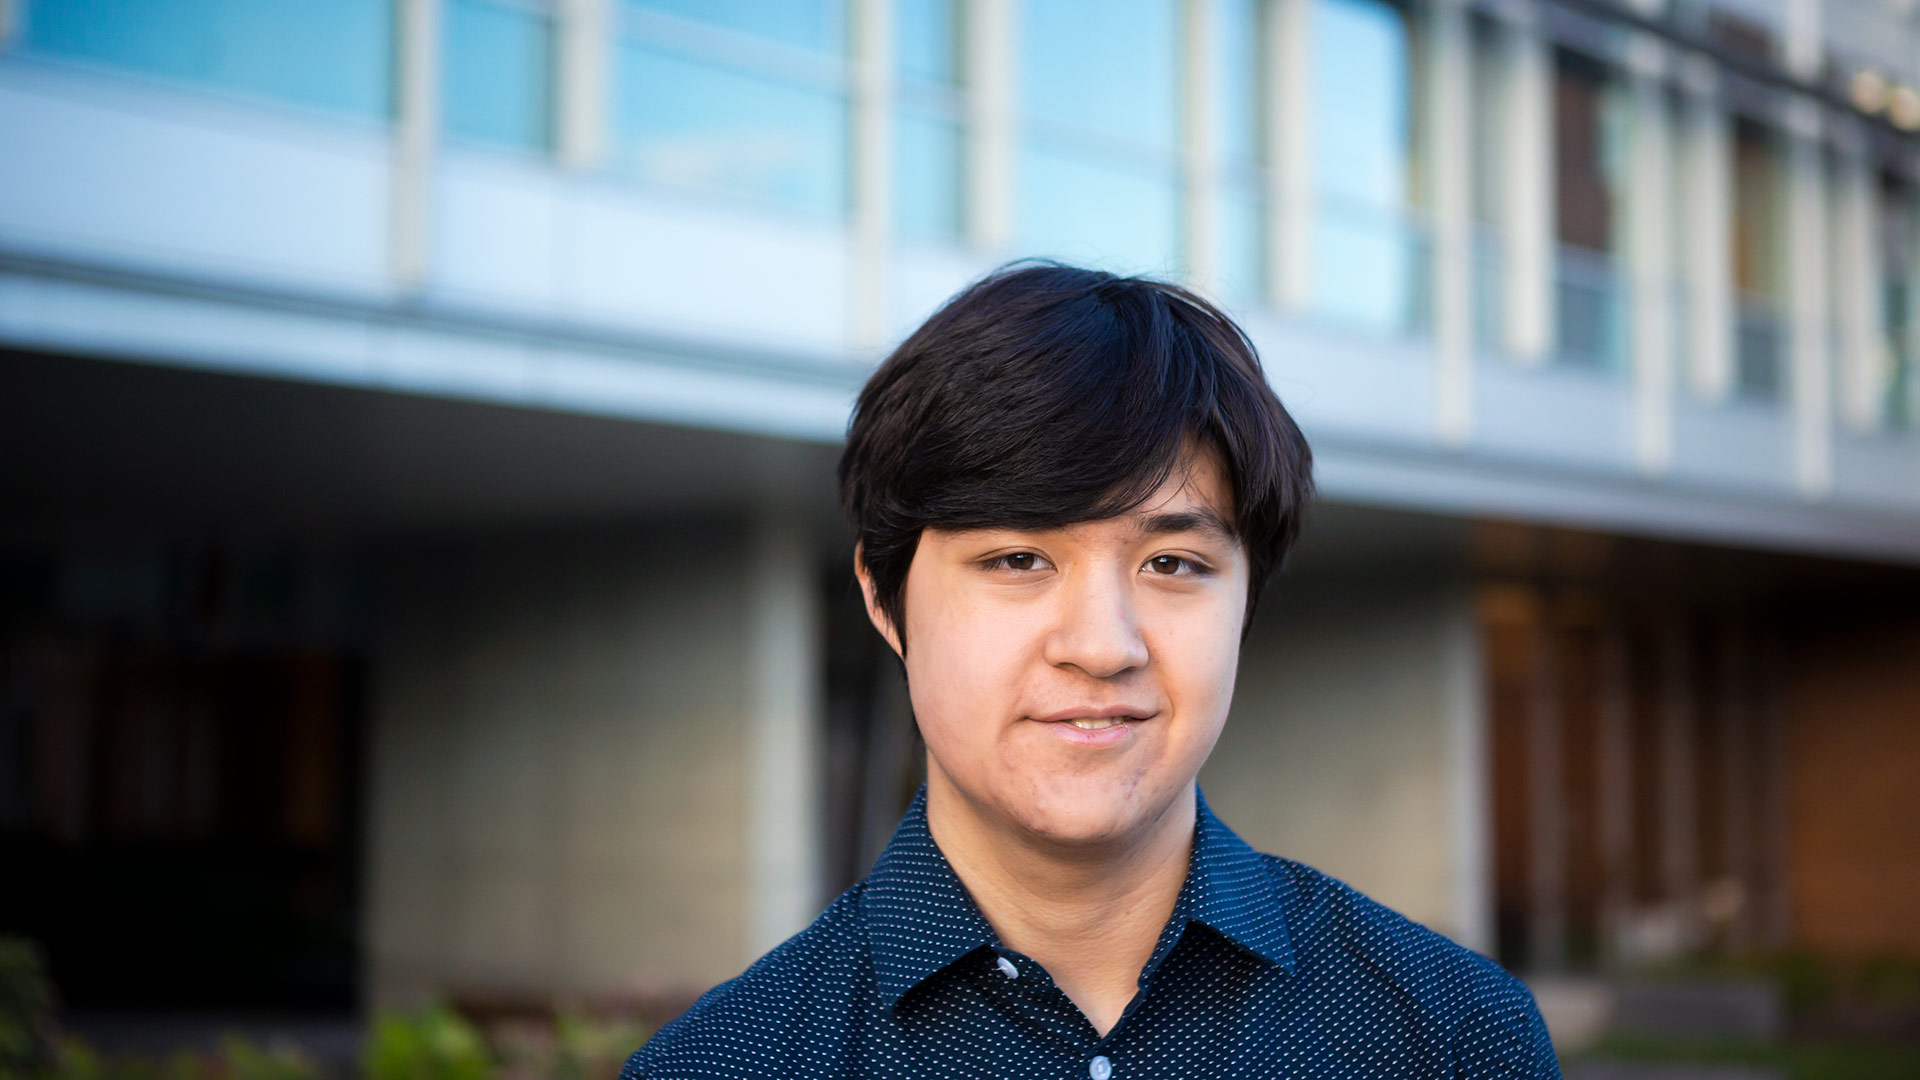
[363,523,759,1009]
[1201,568,1490,951]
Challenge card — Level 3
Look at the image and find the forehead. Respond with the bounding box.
[941,445,1238,544]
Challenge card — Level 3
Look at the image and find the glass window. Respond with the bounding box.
[1551,48,1630,370]
[1015,0,1181,274]
[896,110,962,240]
[1732,117,1785,399]
[622,0,843,55]
[1019,146,1178,273]
[1216,0,1262,169]
[1020,0,1178,152]
[444,0,554,150]
[616,45,846,214]
[20,0,393,117]
[1311,0,1418,331]
[1553,49,1628,254]
[896,0,958,87]
[894,0,963,242]
[1313,0,1411,212]
[1213,0,1265,307]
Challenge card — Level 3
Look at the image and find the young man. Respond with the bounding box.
[624,264,1559,1078]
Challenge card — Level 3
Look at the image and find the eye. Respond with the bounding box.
[1143,554,1206,577]
[983,551,1051,573]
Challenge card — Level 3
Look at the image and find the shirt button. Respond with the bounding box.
[1089,1055,1112,1080]
[995,956,1019,979]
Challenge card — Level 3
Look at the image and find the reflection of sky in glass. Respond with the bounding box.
[445,0,552,150]
[617,46,846,215]
[623,0,843,55]
[1219,185,1265,307]
[1311,0,1413,331]
[896,110,962,239]
[896,0,957,86]
[20,0,392,117]
[1018,145,1178,274]
[1216,0,1261,167]
[1313,0,1408,208]
[1021,0,1177,151]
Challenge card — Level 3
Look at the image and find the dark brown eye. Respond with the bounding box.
[1148,555,1184,575]
[1005,553,1035,571]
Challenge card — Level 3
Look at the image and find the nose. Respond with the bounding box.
[1041,563,1150,679]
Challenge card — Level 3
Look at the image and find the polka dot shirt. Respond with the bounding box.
[623,787,1560,1078]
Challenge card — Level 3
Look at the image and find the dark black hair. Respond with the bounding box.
[838,262,1313,650]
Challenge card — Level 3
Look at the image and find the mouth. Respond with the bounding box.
[1028,707,1157,742]
[1062,717,1132,731]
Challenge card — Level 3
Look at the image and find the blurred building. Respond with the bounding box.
[1,0,1918,1028]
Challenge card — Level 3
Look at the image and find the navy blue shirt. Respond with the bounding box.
[624,788,1559,1078]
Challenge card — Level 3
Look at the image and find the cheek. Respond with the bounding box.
[901,576,1033,737]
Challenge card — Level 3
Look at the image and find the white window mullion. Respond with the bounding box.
[556,0,611,170]
[393,0,442,292]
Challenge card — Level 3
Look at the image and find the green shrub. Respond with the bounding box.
[364,1007,492,1080]
[0,938,57,1080]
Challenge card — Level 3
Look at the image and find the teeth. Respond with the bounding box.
[1068,718,1125,730]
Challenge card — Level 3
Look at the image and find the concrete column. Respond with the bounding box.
[1831,129,1885,433]
[556,0,610,170]
[392,0,442,291]
[1595,623,1635,966]
[964,0,1014,250]
[1425,0,1474,446]
[1678,58,1736,401]
[1183,0,1222,296]
[1265,0,1314,312]
[1783,102,1833,496]
[1499,9,1554,365]
[1527,611,1566,970]
[1442,579,1494,955]
[1623,14,1675,475]
[1783,0,1832,494]
[850,0,895,350]
[747,513,826,954]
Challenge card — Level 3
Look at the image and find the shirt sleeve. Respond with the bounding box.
[1451,976,1562,1079]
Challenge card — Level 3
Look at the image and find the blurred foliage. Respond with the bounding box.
[1,938,58,1079]
[1641,950,1920,1020]
[363,1007,492,1080]
[0,962,650,1080]
[1579,1034,1920,1080]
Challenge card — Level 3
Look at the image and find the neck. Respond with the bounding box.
[925,769,1197,1037]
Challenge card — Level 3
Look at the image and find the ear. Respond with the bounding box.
[853,543,904,659]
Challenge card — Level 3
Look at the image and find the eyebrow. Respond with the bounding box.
[1134,508,1237,543]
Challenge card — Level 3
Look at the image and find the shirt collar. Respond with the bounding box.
[861,785,1294,1012]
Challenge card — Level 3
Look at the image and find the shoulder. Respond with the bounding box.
[621,884,872,1080]
[1260,855,1559,1075]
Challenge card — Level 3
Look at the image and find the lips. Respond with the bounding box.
[1029,706,1156,727]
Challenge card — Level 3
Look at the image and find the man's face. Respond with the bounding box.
[863,446,1249,847]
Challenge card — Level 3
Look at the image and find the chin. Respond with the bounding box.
[1003,778,1157,847]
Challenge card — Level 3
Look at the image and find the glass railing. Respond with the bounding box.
[1734,295,1787,402]
[1472,225,1504,355]
[1888,337,1916,430]
[1313,195,1433,338]
[1553,245,1628,373]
